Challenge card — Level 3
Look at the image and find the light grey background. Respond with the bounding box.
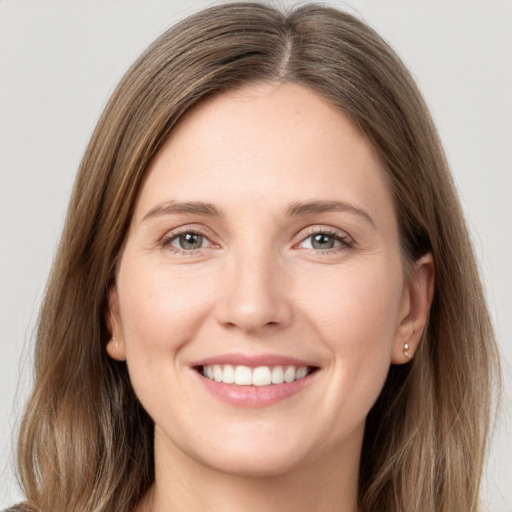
[1,0,511,509]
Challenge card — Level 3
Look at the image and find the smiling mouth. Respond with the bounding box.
[195,364,318,387]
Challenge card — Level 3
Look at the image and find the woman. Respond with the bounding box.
[8,2,500,511]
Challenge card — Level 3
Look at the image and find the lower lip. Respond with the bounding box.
[194,371,317,407]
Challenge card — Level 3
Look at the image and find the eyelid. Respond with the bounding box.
[157,223,354,255]
[293,225,355,251]
[159,224,219,254]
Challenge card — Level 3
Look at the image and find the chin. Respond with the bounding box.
[197,448,307,478]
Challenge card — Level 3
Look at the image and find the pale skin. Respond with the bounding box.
[107,82,434,512]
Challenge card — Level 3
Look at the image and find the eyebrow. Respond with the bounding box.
[141,199,375,227]
[287,200,376,227]
[142,201,223,222]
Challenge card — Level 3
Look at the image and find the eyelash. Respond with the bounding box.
[159,226,354,256]
[159,227,213,255]
[295,227,354,254]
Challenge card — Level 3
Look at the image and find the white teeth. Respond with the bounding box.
[284,366,296,383]
[213,364,223,382]
[234,365,252,385]
[201,364,312,386]
[271,366,285,384]
[252,366,272,386]
[223,364,235,384]
[296,366,308,380]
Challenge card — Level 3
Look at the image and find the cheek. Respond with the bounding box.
[115,259,219,419]
[117,259,216,359]
[299,260,404,352]
[297,260,404,408]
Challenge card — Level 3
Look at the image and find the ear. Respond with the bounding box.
[105,284,126,361]
[391,253,435,364]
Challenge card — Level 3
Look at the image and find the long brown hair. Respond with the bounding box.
[16,3,499,511]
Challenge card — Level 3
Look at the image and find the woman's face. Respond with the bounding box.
[108,82,430,477]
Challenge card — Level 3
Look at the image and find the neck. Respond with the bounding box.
[137,426,362,512]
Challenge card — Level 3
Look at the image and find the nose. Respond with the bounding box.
[214,247,293,334]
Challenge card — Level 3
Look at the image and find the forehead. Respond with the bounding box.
[134,82,395,228]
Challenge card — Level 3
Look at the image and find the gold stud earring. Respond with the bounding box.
[403,343,412,359]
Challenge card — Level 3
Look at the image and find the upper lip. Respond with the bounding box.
[191,353,319,368]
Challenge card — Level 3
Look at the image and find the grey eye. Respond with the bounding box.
[298,231,350,252]
[310,233,336,250]
[174,232,204,250]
